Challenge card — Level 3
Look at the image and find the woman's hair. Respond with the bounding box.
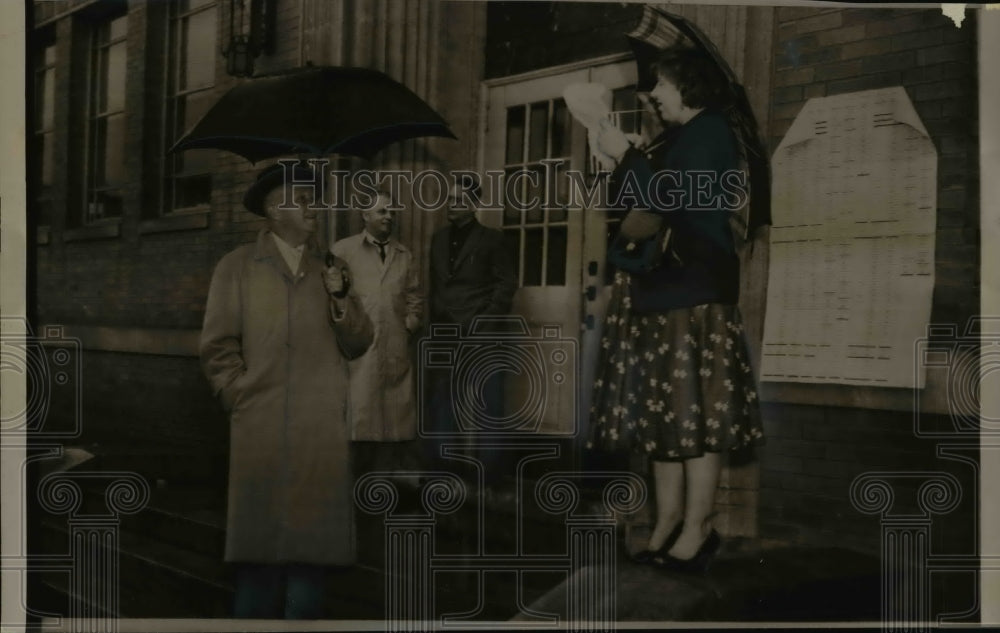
[650,48,732,110]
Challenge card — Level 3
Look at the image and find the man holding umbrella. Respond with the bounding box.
[200,161,373,618]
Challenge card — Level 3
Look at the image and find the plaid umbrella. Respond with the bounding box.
[626,5,771,238]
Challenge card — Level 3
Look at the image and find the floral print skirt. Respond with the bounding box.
[587,272,764,462]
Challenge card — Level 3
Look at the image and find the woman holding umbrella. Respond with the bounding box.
[588,47,764,574]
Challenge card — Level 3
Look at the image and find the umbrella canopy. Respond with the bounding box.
[626,6,771,237]
[169,65,456,163]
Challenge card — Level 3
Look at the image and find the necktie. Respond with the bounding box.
[375,240,388,262]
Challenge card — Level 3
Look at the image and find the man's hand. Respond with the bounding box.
[405,314,420,334]
[324,265,350,298]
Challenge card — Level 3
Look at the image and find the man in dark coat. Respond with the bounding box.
[429,175,516,331]
[426,173,516,482]
[200,162,373,619]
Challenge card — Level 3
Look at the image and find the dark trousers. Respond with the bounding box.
[233,563,328,619]
[424,368,506,485]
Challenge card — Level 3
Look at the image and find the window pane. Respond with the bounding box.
[551,99,571,158]
[106,41,127,112]
[44,44,56,65]
[37,198,52,227]
[182,8,217,90]
[102,113,126,187]
[174,173,212,208]
[109,15,128,41]
[32,133,43,187]
[92,191,123,219]
[180,89,214,134]
[506,106,524,164]
[41,131,55,187]
[549,159,569,217]
[503,167,523,225]
[503,230,521,286]
[177,147,215,177]
[522,228,543,287]
[525,164,544,224]
[42,67,55,129]
[612,87,642,135]
[528,101,548,162]
[96,47,108,112]
[503,205,521,226]
[612,87,637,113]
[546,226,567,286]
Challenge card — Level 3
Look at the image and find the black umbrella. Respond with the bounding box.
[626,6,771,238]
[169,65,456,163]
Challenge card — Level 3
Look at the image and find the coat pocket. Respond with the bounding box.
[223,372,248,412]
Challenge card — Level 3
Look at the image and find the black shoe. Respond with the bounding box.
[651,529,721,574]
[631,522,683,564]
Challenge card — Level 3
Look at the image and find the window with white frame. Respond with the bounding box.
[33,36,56,228]
[163,0,217,212]
[84,13,127,224]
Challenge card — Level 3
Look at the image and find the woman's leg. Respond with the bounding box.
[668,451,723,559]
[648,459,684,550]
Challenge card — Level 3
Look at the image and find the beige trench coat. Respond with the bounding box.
[332,233,422,441]
[200,230,373,565]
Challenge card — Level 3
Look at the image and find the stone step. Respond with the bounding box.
[514,544,881,622]
[36,517,232,618]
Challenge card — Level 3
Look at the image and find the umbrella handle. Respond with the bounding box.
[325,252,351,298]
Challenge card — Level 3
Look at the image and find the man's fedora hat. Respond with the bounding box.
[243,162,325,217]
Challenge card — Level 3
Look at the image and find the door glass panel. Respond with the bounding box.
[505,107,525,164]
[522,228,544,287]
[546,226,567,286]
[503,229,521,282]
[551,99,571,158]
[501,97,572,288]
[528,102,548,162]
[525,164,544,224]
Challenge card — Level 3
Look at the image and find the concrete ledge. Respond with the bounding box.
[57,325,200,357]
[64,221,121,242]
[139,210,210,234]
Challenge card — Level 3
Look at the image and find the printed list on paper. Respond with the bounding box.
[761,86,937,389]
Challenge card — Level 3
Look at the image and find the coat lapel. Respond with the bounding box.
[450,223,484,274]
[254,230,295,281]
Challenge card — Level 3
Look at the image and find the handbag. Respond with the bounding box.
[607,208,681,275]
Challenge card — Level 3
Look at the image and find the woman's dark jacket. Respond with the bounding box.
[609,109,742,312]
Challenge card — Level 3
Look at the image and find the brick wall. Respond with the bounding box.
[32,0,302,456]
[485,2,641,78]
[759,7,979,556]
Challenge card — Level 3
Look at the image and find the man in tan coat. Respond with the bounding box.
[333,189,422,480]
[200,162,373,619]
